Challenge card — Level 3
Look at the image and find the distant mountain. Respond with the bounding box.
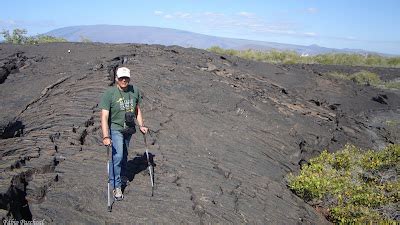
[45,25,377,55]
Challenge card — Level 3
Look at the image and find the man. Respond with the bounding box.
[100,67,148,200]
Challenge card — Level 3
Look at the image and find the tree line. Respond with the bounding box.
[0,28,92,44]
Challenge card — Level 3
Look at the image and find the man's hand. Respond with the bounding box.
[139,126,149,134]
[103,137,112,146]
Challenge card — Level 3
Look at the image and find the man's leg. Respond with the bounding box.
[121,134,132,181]
[109,130,124,189]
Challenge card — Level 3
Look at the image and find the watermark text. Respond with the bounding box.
[3,219,45,225]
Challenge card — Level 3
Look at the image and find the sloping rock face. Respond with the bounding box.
[0,43,399,224]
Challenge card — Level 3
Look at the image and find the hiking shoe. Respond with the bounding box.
[114,188,124,201]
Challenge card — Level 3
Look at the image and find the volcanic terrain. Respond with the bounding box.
[0,42,399,224]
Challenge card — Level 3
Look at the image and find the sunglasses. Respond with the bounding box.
[118,77,130,81]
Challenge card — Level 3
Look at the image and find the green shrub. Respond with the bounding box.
[387,57,400,67]
[26,35,67,44]
[207,46,400,67]
[1,29,67,45]
[287,144,399,223]
[385,120,400,127]
[326,70,400,90]
[79,35,92,43]
[350,70,382,86]
[1,29,29,44]
[208,46,228,55]
[365,54,385,66]
[327,72,351,80]
[384,81,400,90]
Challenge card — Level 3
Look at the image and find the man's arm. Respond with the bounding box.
[101,109,112,145]
[136,105,148,133]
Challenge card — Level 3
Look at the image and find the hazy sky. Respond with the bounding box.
[1,0,399,54]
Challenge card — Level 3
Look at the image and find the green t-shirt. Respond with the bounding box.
[99,85,142,131]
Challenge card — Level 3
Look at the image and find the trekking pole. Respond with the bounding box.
[143,133,154,196]
[107,145,114,212]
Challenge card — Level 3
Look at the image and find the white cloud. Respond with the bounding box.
[0,19,57,27]
[305,7,318,14]
[0,19,59,36]
[155,10,318,39]
[237,12,256,18]
[0,19,58,32]
[155,11,191,19]
[175,12,191,19]
[203,12,225,17]
[345,36,356,40]
[304,32,317,37]
[0,19,17,26]
[152,9,398,53]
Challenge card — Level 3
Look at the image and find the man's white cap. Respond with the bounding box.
[116,67,131,78]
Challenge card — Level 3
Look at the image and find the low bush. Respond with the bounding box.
[287,144,399,223]
[350,70,382,86]
[1,29,67,44]
[384,82,400,90]
[326,71,400,90]
[79,35,92,43]
[327,72,351,81]
[207,46,400,67]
